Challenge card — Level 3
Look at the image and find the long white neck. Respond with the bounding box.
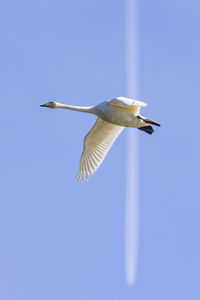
[56,103,96,114]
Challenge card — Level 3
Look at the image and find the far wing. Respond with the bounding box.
[108,97,147,114]
[77,118,124,181]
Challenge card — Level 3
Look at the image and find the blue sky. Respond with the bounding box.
[1,0,200,299]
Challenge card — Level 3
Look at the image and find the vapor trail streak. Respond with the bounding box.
[125,0,139,285]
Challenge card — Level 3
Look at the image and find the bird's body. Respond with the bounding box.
[93,98,146,127]
[41,97,160,180]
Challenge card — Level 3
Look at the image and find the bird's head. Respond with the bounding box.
[40,101,58,109]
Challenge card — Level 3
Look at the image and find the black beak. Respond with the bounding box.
[40,104,46,107]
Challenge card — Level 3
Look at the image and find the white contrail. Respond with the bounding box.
[125,0,139,285]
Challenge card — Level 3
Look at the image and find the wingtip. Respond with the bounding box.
[76,171,89,182]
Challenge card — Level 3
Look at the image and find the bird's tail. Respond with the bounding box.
[144,118,160,127]
[138,115,160,127]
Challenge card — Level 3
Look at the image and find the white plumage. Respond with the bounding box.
[77,118,124,180]
[40,97,160,181]
[109,97,147,108]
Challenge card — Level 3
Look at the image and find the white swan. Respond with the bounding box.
[40,97,160,180]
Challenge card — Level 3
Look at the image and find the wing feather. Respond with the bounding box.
[77,118,124,181]
[108,97,147,114]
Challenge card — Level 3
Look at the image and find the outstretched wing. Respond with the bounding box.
[108,97,147,114]
[77,118,124,181]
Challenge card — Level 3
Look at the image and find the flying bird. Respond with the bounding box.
[40,97,160,180]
